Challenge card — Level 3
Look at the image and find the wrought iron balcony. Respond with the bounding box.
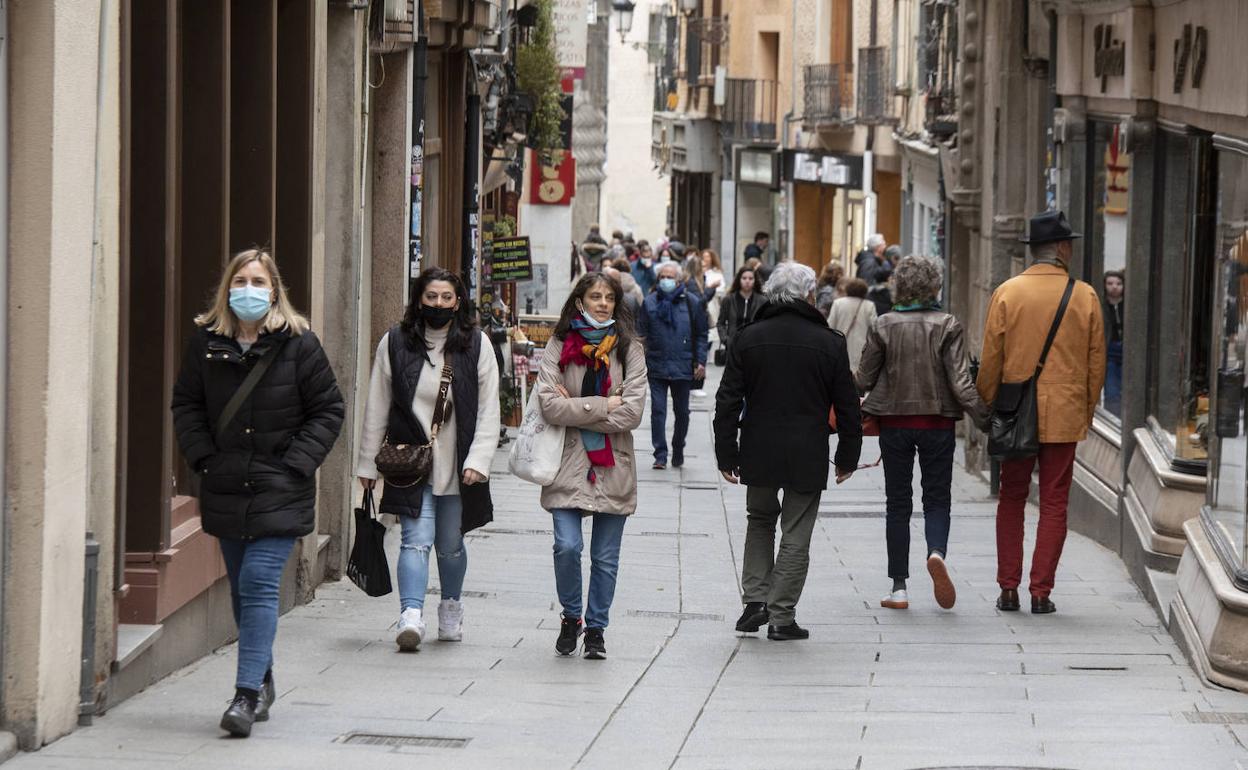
[803,63,853,127]
[856,46,895,125]
[720,78,778,144]
[924,90,958,138]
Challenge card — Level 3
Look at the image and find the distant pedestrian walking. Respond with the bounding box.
[535,273,648,659]
[827,277,876,371]
[977,211,1106,615]
[714,262,863,641]
[815,262,845,316]
[855,233,888,284]
[855,255,988,611]
[356,267,500,651]
[716,265,764,359]
[744,231,770,263]
[638,261,709,470]
[171,248,345,738]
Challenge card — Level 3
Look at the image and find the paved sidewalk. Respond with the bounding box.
[12,371,1248,769]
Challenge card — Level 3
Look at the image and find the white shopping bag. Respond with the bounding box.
[507,388,565,485]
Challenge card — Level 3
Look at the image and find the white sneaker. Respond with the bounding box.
[881,589,909,609]
[691,390,708,398]
[395,608,426,651]
[438,599,464,641]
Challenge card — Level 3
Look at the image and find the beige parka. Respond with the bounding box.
[536,336,648,515]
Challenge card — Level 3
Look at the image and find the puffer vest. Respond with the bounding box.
[378,324,494,533]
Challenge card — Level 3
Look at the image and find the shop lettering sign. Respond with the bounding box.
[1173,24,1208,93]
[1092,23,1125,93]
[491,237,535,282]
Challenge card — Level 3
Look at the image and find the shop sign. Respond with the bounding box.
[737,148,780,188]
[553,0,588,79]
[517,314,560,348]
[1172,23,1208,93]
[1092,23,1125,93]
[530,149,576,206]
[491,236,535,282]
[783,150,863,188]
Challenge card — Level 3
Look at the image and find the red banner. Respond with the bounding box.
[530,150,576,206]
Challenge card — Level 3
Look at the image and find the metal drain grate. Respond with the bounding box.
[1182,711,1248,724]
[628,609,724,621]
[635,531,711,538]
[680,483,718,490]
[425,588,494,599]
[338,733,470,749]
[818,510,886,518]
[1066,665,1128,671]
[477,527,552,536]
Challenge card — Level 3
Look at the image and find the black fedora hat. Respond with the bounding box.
[1019,210,1082,244]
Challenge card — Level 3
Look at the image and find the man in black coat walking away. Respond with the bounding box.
[714,261,863,640]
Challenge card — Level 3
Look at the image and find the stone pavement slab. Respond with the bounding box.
[10,368,1248,769]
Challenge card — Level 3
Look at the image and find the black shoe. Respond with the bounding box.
[254,673,275,722]
[220,693,257,737]
[1031,595,1057,614]
[583,627,606,659]
[996,588,1020,612]
[767,622,809,641]
[735,602,769,632]
[556,615,582,656]
[672,449,684,468]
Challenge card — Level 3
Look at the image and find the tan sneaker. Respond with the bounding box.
[928,553,956,609]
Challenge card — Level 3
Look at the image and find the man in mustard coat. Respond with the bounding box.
[976,210,1106,615]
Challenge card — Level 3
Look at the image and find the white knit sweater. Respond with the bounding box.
[355,327,500,495]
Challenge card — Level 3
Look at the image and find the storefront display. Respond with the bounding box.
[1086,121,1130,420]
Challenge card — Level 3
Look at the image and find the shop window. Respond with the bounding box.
[1085,121,1129,422]
[1146,130,1216,472]
[1207,141,1248,583]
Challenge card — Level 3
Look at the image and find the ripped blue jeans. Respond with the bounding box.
[397,486,467,612]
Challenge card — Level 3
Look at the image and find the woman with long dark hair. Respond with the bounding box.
[716,265,764,356]
[356,267,500,651]
[535,272,647,659]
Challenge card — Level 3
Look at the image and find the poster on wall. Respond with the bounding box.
[530,149,577,206]
[492,236,535,282]
[553,0,588,79]
[517,263,550,315]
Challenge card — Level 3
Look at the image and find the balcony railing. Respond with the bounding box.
[856,46,895,125]
[924,90,958,138]
[803,63,853,127]
[721,78,778,144]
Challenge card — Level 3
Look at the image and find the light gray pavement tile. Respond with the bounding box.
[10,365,1248,768]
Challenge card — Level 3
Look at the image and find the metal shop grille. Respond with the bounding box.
[338,733,470,749]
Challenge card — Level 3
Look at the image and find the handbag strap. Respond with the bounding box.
[1034,278,1076,378]
[216,337,286,444]
[428,363,455,440]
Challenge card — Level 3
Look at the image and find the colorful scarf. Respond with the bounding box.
[560,318,619,483]
[892,300,943,312]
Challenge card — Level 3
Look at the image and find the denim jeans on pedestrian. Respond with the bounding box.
[551,509,627,629]
[398,485,468,612]
[649,378,692,463]
[219,536,297,691]
[879,426,956,579]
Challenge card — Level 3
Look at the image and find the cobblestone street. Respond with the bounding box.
[12,374,1248,769]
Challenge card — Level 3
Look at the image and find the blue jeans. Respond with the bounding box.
[398,485,467,612]
[879,427,956,579]
[219,536,297,691]
[551,509,627,629]
[649,378,692,463]
[1104,340,1123,417]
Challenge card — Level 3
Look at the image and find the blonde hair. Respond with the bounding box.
[701,249,722,271]
[195,248,309,337]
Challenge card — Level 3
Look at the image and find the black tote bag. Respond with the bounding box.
[346,488,392,597]
[987,278,1075,461]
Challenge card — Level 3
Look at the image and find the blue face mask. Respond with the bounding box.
[578,304,616,330]
[229,285,272,323]
[658,277,678,294]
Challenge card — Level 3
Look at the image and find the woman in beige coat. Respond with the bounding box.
[536,272,648,660]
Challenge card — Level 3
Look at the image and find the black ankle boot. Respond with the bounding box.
[255,672,275,722]
[221,689,258,737]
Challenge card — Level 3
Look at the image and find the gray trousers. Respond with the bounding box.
[741,486,822,626]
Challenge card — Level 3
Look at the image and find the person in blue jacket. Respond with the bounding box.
[631,242,658,296]
[637,261,709,469]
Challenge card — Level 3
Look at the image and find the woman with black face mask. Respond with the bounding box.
[356,267,500,650]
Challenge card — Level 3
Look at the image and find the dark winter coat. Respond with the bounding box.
[379,325,494,533]
[716,291,764,352]
[714,300,862,492]
[632,260,657,296]
[172,327,345,540]
[637,289,710,381]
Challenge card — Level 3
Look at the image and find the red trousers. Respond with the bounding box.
[996,442,1077,598]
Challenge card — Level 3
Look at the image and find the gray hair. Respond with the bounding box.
[866,233,886,250]
[763,261,817,303]
[891,255,944,306]
[656,261,682,279]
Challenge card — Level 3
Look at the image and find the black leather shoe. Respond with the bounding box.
[672,449,684,468]
[767,622,809,641]
[220,694,257,737]
[735,602,769,632]
[1031,595,1057,614]
[996,588,1020,612]
[254,674,275,722]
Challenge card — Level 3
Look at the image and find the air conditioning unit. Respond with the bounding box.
[385,0,408,23]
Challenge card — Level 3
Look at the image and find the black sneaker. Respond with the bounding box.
[583,627,606,659]
[254,673,275,722]
[220,692,257,737]
[672,449,684,468]
[767,622,810,641]
[734,602,769,632]
[556,615,582,656]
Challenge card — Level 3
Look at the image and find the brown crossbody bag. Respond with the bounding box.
[375,362,454,488]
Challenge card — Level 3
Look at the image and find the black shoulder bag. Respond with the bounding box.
[987,278,1075,461]
[216,339,287,444]
[686,296,705,389]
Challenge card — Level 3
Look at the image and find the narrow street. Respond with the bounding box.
[10,370,1248,770]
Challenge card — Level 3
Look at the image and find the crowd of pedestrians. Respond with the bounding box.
[170,208,1104,738]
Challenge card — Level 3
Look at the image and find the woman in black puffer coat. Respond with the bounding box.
[171,248,343,739]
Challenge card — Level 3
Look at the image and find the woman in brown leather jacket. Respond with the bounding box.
[855,255,989,612]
